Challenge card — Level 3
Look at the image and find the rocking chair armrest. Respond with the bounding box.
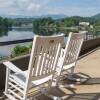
[3,61,24,73]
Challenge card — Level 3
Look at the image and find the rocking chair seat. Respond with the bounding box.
[10,71,52,88]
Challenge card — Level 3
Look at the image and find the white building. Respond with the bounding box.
[79,22,90,26]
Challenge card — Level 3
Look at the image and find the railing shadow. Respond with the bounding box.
[62,72,100,85]
[65,93,100,100]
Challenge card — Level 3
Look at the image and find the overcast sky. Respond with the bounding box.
[0,0,100,17]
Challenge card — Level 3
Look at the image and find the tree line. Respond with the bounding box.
[0,17,12,28]
[33,16,100,36]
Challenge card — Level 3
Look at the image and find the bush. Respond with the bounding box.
[11,45,29,57]
[28,43,32,51]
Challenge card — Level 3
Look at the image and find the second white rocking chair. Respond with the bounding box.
[56,32,85,86]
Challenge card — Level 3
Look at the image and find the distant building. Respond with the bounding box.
[90,25,93,29]
[79,22,90,26]
[21,23,33,28]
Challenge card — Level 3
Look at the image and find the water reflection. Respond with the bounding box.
[12,27,33,32]
[0,28,34,38]
[0,28,8,37]
[33,27,58,36]
[0,27,71,39]
[0,28,34,42]
[33,25,74,36]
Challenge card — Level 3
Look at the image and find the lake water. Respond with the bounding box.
[0,28,34,42]
[0,28,34,57]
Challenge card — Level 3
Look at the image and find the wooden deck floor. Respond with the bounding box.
[0,48,100,100]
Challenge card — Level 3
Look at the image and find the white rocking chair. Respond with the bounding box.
[3,34,64,100]
[56,32,85,87]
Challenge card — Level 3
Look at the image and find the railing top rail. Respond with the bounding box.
[0,38,33,46]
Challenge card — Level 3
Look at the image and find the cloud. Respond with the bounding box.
[0,0,50,16]
[0,0,100,16]
[27,3,40,11]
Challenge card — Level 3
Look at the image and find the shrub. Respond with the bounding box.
[28,43,32,51]
[11,45,29,57]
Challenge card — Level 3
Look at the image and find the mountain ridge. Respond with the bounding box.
[1,13,100,20]
[92,13,100,20]
[0,14,67,19]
